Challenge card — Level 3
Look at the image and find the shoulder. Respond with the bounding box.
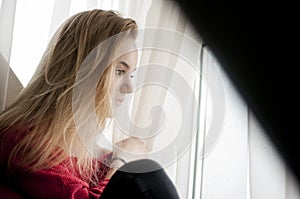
[0,129,28,165]
[8,157,110,198]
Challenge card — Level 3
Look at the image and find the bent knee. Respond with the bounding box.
[118,159,163,173]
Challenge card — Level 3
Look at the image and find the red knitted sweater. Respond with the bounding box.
[0,130,111,199]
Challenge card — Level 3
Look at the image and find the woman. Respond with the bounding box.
[0,9,179,198]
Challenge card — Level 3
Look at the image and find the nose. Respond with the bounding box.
[120,76,134,94]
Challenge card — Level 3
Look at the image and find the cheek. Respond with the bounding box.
[110,77,121,94]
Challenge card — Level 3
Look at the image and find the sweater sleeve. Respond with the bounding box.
[11,161,110,199]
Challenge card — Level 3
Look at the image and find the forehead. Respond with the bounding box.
[118,50,138,68]
[114,36,138,68]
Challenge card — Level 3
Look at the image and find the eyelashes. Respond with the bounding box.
[116,68,126,76]
[116,68,135,78]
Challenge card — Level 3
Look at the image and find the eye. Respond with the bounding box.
[129,70,136,78]
[116,68,126,76]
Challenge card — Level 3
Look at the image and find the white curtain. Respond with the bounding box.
[1,0,299,198]
[0,0,17,111]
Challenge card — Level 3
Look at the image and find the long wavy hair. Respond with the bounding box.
[0,9,137,185]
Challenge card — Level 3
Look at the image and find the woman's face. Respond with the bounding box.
[112,50,138,107]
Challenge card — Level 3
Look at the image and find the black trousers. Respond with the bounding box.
[100,159,180,199]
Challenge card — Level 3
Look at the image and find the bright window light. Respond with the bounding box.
[10,0,55,87]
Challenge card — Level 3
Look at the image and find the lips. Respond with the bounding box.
[114,98,124,107]
[116,98,125,103]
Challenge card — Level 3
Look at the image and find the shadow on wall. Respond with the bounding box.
[0,53,23,111]
[170,0,299,186]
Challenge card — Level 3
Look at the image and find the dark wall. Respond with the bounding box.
[171,0,299,185]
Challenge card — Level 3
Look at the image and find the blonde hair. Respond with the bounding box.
[0,9,137,184]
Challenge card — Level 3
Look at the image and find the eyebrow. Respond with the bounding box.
[119,61,137,72]
[119,61,130,69]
